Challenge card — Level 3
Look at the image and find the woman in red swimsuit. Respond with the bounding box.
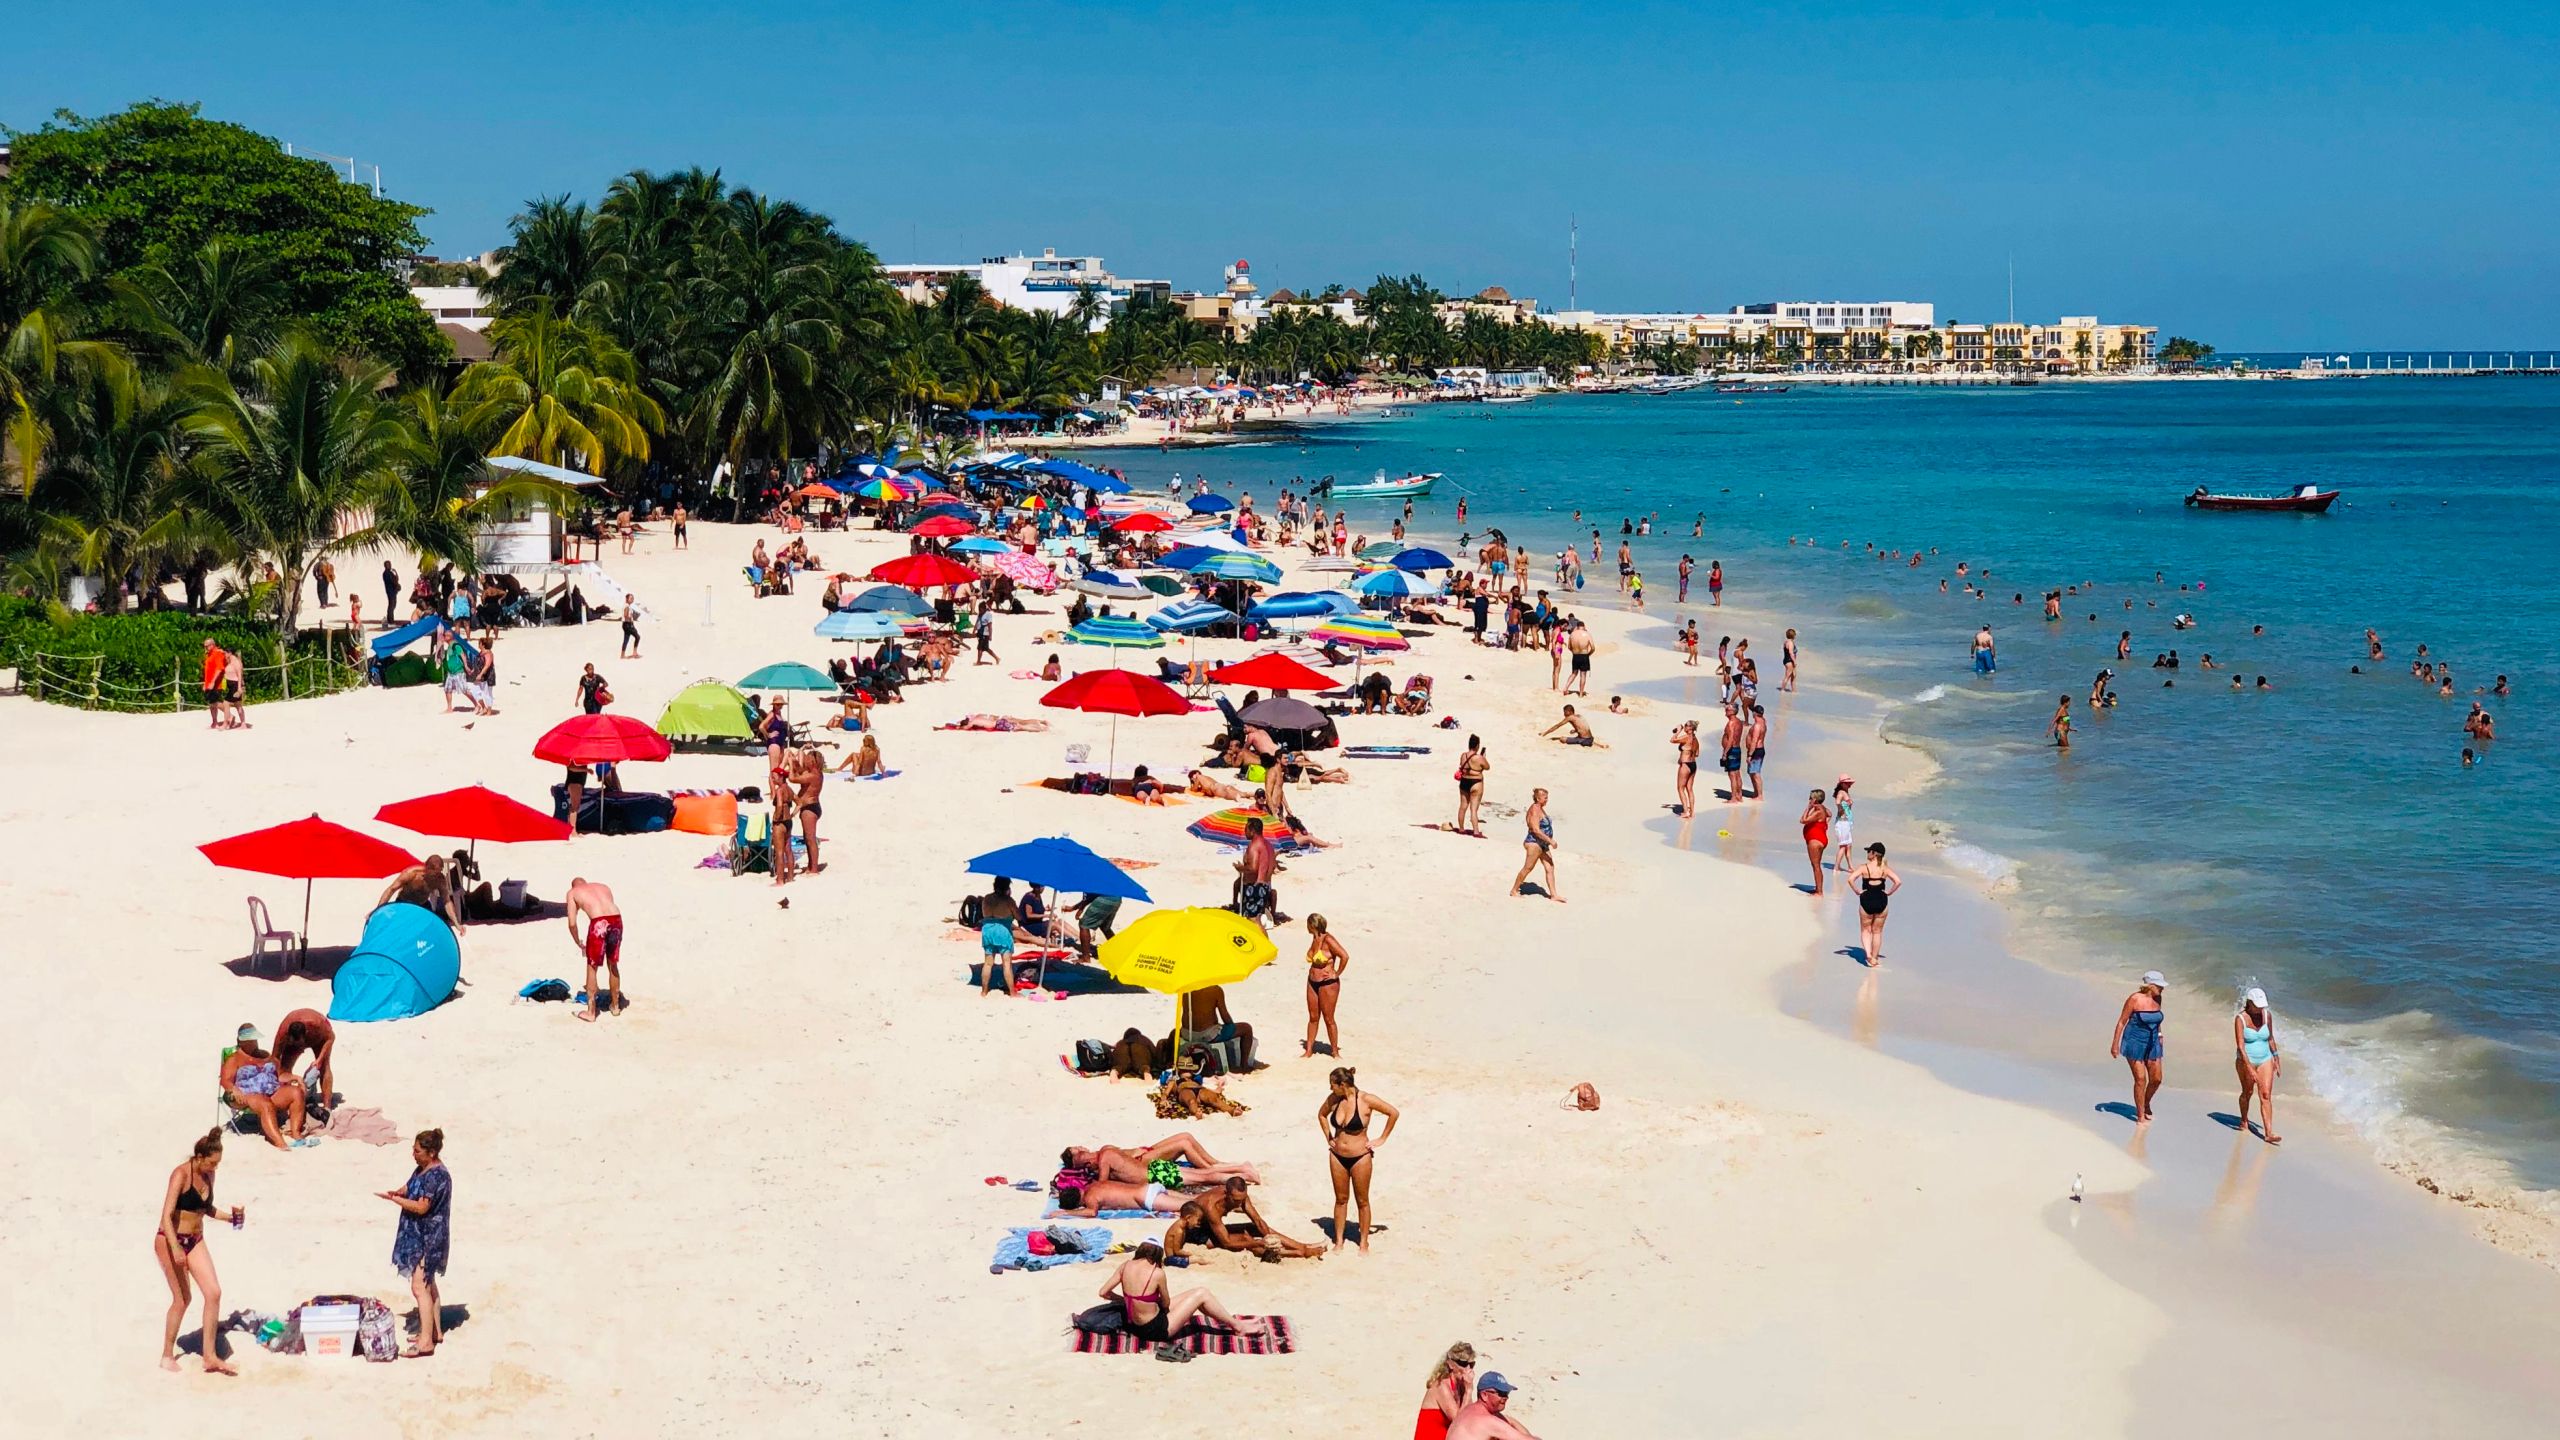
[1414,1340,1478,1438]
[1799,788,1831,895]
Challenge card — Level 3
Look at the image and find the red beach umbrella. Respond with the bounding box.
[1039,670,1188,779]
[1110,512,1175,533]
[909,514,976,538]
[532,713,674,766]
[869,552,978,589]
[375,784,573,857]
[1208,653,1335,692]
[199,815,422,954]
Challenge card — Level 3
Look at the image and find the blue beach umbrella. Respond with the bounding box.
[737,661,838,692]
[816,610,906,641]
[964,835,1152,901]
[1189,551,1283,584]
[1067,616,1167,650]
[947,536,1010,555]
[844,585,931,616]
[1250,590,1359,621]
[1187,494,1236,515]
[1391,547,1455,572]
[1073,569,1151,600]
[1151,544,1221,572]
[1148,598,1239,633]
[1351,568,1442,599]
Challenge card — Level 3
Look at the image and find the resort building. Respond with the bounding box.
[410,284,495,333]
[880,250,1161,330]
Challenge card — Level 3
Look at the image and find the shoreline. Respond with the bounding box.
[8,498,2556,1434]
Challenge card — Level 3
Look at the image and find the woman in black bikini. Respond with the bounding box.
[1454,735,1488,836]
[1098,1239,1260,1347]
[156,1127,241,1373]
[1319,1066,1400,1253]
[1303,913,1350,1059]
[1852,842,1903,967]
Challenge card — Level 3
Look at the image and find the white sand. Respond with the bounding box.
[6,515,2555,1436]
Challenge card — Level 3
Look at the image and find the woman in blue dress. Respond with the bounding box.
[2109,970,2168,1123]
[379,1128,452,1357]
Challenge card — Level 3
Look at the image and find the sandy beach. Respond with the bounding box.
[6,510,2557,1438]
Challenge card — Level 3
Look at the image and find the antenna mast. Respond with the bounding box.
[1570,214,1578,312]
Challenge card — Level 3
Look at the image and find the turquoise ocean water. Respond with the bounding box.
[1098,377,2560,1195]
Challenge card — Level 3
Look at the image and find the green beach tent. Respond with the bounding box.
[656,679,757,740]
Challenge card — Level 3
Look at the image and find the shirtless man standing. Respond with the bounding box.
[1448,1373,1542,1439]
[566,877,625,1021]
[1718,702,1747,806]
[1564,622,1595,697]
[1743,699,1770,800]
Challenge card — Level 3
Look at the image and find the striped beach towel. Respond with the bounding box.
[1069,1316,1295,1356]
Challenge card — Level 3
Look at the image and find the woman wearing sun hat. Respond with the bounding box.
[2234,986,2283,1144]
[2110,970,2168,1123]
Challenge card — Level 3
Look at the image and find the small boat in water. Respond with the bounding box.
[1715,382,1791,395]
[1318,470,1440,500]
[2183,483,2339,513]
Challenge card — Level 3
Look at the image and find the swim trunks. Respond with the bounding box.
[1570,653,1591,673]
[1747,747,1766,775]
[1722,747,1743,772]
[585,914,624,966]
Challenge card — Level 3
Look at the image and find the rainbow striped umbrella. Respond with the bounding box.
[1186,808,1307,850]
[844,477,902,502]
[1309,616,1410,651]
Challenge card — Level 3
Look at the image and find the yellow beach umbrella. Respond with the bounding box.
[1098,907,1278,1055]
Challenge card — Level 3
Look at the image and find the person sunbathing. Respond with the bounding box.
[1065,1136,1261,1186]
[939,713,1048,732]
[831,734,885,775]
[1165,1180,1325,1261]
[1129,765,1166,804]
[221,1023,309,1149]
[1097,1239,1263,1344]
[827,694,870,732]
[1188,769,1245,800]
[1052,1178,1198,1217]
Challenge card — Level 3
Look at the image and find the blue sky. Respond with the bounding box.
[11,2,2557,348]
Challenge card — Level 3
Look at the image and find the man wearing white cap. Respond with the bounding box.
[1448,1371,1542,1439]
[2110,971,2169,1123]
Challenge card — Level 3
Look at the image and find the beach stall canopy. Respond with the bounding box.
[328,902,463,1024]
[965,835,1151,902]
[737,661,837,692]
[816,609,907,641]
[656,679,757,740]
[1032,458,1130,493]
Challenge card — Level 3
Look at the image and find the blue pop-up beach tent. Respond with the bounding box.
[328,903,462,1022]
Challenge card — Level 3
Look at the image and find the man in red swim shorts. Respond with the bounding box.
[566,876,624,1021]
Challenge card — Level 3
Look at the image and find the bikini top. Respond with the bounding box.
[173,1173,214,1215]
[1329,1096,1368,1136]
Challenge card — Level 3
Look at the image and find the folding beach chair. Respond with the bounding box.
[729,810,775,876]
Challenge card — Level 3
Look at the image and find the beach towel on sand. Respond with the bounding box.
[993,1226,1113,1273]
[1045,1207,1162,1220]
[1069,1315,1295,1356]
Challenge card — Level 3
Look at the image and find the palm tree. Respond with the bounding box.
[125,239,290,377]
[26,365,212,612]
[2,197,122,495]
[688,192,841,468]
[461,300,665,474]
[2073,334,2094,372]
[181,336,421,644]
[488,196,607,319]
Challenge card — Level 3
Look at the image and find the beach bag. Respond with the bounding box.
[958,894,985,927]
[517,978,572,1004]
[1044,1225,1088,1255]
[1073,771,1109,796]
[356,1298,400,1362]
[1073,1039,1113,1074]
[1072,1303,1126,1335]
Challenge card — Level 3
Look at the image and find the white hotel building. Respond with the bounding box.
[881,250,1162,331]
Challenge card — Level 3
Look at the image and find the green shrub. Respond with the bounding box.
[0,600,361,710]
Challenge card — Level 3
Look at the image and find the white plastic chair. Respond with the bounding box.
[247,896,299,976]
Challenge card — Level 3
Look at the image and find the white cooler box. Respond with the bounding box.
[299,1303,364,1357]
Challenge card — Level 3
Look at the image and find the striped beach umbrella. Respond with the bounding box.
[1189,551,1283,584]
[843,477,902,502]
[1310,615,1410,651]
[1350,568,1442,599]
[1067,616,1167,650]
[1147,599,1238,633]
[1073,569,1150,600]
[1185,808,1307,850]
[816,609,906,641]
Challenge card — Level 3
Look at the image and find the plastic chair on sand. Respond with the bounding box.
[247,896,299,976]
